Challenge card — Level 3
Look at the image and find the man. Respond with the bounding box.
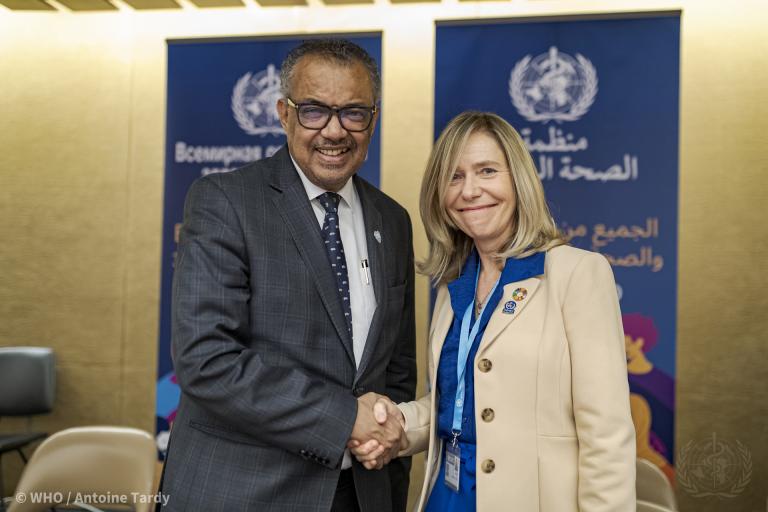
[159,39,416,511]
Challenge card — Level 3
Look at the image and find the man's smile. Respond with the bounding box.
[315,147,351,157]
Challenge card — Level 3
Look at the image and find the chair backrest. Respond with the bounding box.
[0,347,55,416]
[8,426,157,512]
[636,458,677,510]
[637,499,676,512]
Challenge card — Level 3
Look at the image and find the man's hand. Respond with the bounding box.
[348,393,407,470]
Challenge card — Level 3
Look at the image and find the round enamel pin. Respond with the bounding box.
[512,288,528,301]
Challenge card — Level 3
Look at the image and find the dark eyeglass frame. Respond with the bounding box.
[286,97,377,132]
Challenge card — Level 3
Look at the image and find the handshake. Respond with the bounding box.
[348,392,408,470]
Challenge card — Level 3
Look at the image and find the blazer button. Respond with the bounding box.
[481,459,496,473]
[478,358,493,372]
[354,386,366,397]
[481,408,495,422]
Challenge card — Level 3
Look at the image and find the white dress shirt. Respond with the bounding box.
[291,157,378,469]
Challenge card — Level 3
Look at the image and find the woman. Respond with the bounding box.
[352,111,635,511]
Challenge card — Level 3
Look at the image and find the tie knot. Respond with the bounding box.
[318,192,341,213]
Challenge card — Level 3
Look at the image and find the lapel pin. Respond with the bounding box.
[512,288,528,301]
[373,230,382,244]
[503,301,516,314]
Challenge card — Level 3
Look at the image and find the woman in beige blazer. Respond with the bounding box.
[352,111,635,511]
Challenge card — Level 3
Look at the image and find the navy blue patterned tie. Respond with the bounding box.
[318,192,352,338]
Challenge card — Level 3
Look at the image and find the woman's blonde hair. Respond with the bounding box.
[418,111,566,284]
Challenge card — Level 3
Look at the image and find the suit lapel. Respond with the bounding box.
[477,277,541,357]
[430,288,454,378]
[268,148,355,365]
[353,178,386,381]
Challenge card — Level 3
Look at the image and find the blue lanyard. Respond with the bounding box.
[451,272,499,440]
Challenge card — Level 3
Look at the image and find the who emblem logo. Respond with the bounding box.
[509,46,598,123]
[231,64,285,136]
[677,432,753,499]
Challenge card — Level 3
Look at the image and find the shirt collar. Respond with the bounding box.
[290,153,356,208]
[447,248,546,315]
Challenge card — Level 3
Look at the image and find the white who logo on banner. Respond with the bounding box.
[231,64,285,136]
[509,46,598,123]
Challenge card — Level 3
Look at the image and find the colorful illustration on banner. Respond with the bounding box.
[155,371,180,455]
[624,312,675,484]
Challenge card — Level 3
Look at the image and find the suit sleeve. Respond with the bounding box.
[171,176,357,469]
[383,209,417,404]
[561,252,636,511]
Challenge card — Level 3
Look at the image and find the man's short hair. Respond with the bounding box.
[280,38,381,102]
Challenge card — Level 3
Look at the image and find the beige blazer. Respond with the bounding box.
[399,245,636,511]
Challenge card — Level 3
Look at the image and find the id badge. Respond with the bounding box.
[444,441,460,492]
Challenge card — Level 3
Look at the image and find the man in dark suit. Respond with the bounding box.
[159,39,416,511]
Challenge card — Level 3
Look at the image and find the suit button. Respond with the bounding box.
[353,386,366,397]
[481,408,495,422]
[478,359,493,372]
[481,459,496,473]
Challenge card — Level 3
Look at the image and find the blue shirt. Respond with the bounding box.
[426,249,545,511]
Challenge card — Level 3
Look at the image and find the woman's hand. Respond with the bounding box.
[348,396,408,470]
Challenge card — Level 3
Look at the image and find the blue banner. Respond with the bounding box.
[157,34,382,455]
[436,15,679,481]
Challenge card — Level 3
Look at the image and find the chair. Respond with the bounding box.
[637,500,676,512]
[636,458,677,510]
[7,426,156,512]
[0,347,56,502]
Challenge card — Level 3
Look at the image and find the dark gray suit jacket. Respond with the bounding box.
[159,146,416,511]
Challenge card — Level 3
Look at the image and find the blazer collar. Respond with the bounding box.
[435,249,546,363]
[430,286,454,380]
[477,276,542,357]
[447,249,545,317]
[478,251,545,357]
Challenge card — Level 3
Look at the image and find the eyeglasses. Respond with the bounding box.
[448,167,510,185]
[286,98,377,132]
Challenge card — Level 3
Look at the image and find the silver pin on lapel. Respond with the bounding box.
[373,230,382,243]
